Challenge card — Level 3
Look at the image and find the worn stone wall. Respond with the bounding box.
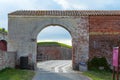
[73,16,89,68]
[89,16,120,65]
[9,14,120,70]
[0,32,7,41]
[0,50,16,70]
[37,46,72,61]
[9,10,120,71]
[8,15,89,70]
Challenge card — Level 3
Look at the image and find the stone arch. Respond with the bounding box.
[0,40,7,51]
[8,10,89,71]
[30,19,77,69]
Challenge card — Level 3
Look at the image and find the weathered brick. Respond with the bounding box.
[89,16,120,65]
[37,46,72,61]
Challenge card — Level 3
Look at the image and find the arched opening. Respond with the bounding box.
[36,25,72,72]
[8,10,89,71]
[0,40,7,51]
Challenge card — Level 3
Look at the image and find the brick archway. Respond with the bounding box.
[33,23,76,69]
[8,10,89,71]
[0,40,7,51]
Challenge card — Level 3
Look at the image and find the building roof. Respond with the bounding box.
[8,10,120,16]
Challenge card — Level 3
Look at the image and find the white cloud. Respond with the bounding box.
[0,0,40,11]
[0,0,55,29]
[53,0,120,10]
[53,0,70,9]
[53,0,87,9]
[0,0,40,29]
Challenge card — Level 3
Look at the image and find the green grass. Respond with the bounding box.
[83,70,112,80]
[0,68,35,80]
[0,28,7,33]
[37,42,72,48]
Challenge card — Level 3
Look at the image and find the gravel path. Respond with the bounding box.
[32,60,90,80]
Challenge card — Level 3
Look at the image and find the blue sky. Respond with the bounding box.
[0,0,120,45]
[37,26,72,45]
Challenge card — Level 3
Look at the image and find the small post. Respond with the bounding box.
[113,66,115,80]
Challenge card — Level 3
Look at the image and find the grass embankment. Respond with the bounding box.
[0,68,35,80]
[83,70,112,80]
[37,42,72,48]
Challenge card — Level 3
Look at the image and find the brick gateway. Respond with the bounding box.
[8,10,120,71]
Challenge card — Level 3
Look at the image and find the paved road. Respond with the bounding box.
[32,60,90,80]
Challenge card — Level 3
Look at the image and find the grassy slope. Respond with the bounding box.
[37,42,72,48]
[0,68,35,80]
[83,70,112,80]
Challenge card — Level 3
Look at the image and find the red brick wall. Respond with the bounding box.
[89,16,120,65]
[37,46,72,61]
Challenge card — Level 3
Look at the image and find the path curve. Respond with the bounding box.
[32,60,91,80]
